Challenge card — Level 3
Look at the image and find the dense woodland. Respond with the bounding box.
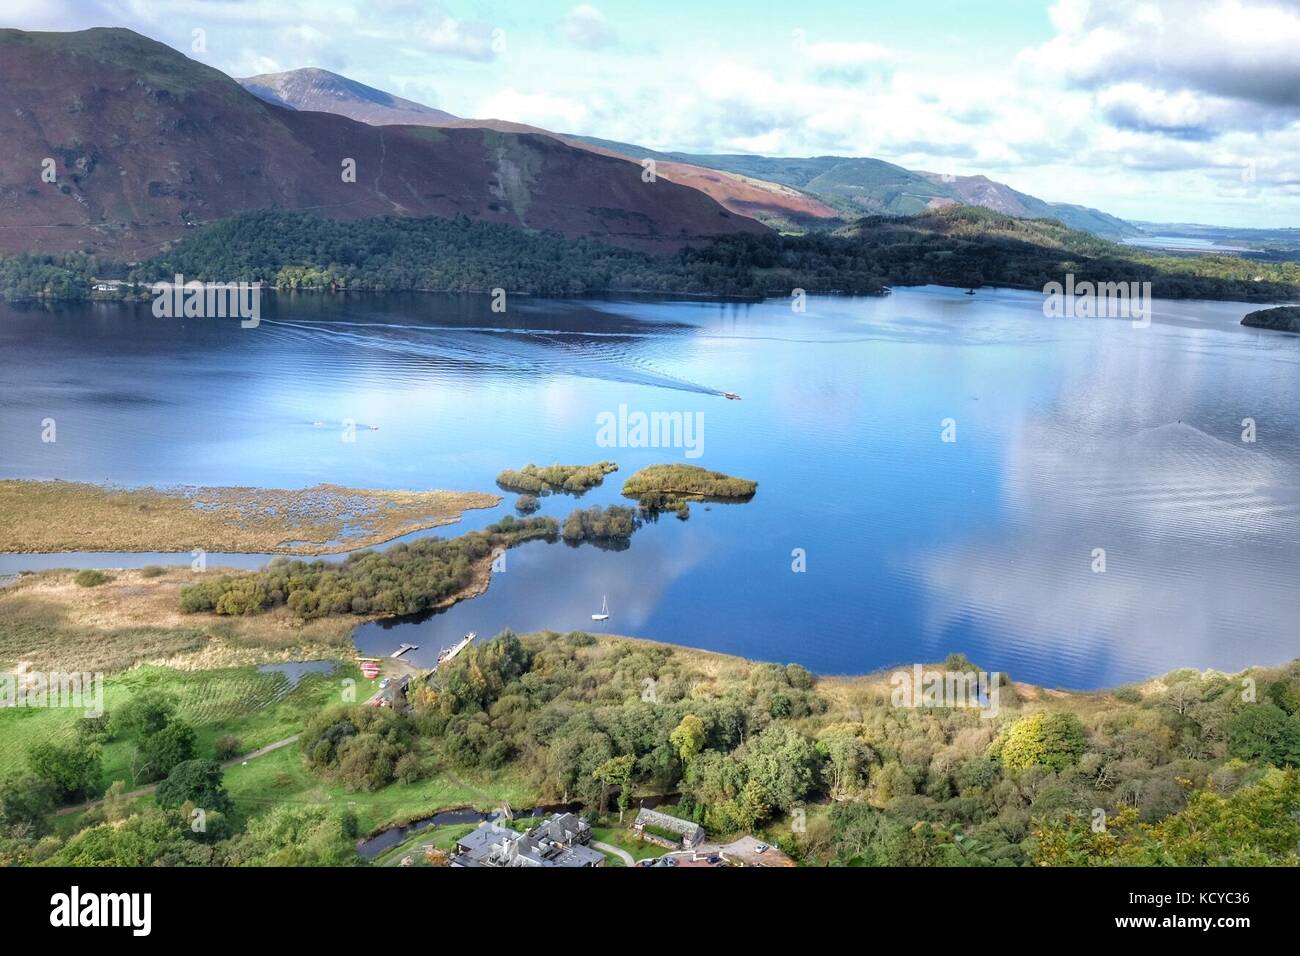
[3,630,1298,866]
[177,516,553,619]
[404,634,1300,865]
[5,206,1299,303]
[177,509,638,620]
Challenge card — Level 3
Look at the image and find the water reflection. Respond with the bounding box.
[3,287,1298,687]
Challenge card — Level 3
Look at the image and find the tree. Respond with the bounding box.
[1033,770,1300,866]
[593,754,636,819]
[223,805,360,867]
[27,740,102,801]
[45,808,213,867]
[1225,704,1300,767]
[670,714,707,765]
[134,721,197,784]
[1000,713,1086,772]
[0,775,57,835]
[740,724,820,812]
[110,690,177,739]
[156,760,232,814]
[817,729,874,800]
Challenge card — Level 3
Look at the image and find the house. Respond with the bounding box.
[631,808,705,850]
[452,812,605,868]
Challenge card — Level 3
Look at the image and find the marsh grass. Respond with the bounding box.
[0,568,356,673]
[0,480,498,554]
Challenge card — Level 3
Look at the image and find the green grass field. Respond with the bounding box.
[1,660,377,788]
[221,744,539,835]
[591,824,664,862]
[374,823,479,866]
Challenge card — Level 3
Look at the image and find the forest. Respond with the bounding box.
[4,630,1298,866]
[402,633,1300,865]
[5,205,1299,303]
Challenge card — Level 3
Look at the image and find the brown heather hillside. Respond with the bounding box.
[238,67,842,232]
[0,28,767,258]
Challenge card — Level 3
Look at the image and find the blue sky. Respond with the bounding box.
[8,0,1300,228]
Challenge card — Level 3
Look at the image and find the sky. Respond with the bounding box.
[5,0,1300,228]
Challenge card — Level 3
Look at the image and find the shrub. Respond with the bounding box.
[74,570,112,587]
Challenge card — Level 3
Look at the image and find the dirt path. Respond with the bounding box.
[55,733,302,817]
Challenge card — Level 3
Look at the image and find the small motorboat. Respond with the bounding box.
[312,421,325,427]
[591,595,610,622]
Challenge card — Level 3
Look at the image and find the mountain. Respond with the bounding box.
[240,67,457,125]
[237,67,1139,239]
[574,139,1139,239]
[0,29,765,259]
[236,68,842,232]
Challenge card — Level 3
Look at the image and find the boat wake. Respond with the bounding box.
[257,318,723,397]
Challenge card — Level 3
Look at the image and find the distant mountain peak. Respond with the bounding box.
[238,67,458,123]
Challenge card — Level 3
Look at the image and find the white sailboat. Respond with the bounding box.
[591,596,610,622]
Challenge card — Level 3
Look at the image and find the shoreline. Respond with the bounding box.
[2,558,1293,694]
[6,279,1298,308]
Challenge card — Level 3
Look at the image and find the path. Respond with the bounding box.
[55,733,302,817]
[592,840,634,866]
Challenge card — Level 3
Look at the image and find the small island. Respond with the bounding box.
[495,461,619,496]
[621,464,758,518]
[621,464,757,500]
[1242,305,1300,332]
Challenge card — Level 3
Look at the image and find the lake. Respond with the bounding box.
[2,286,1298,689]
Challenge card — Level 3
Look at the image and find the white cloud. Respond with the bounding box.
[421,16,501,61]
[475,89,592,130]
[798,40,894,84]
[564,5,616,50]
[1025,0,1300,122]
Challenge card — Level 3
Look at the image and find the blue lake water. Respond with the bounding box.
[2,287,1298,688]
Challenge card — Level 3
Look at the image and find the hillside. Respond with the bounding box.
[236,68,842,232]
[232,67,1142,240]
[577,139,1139,239]
[0,29,765,259]
[6,204,1299,303]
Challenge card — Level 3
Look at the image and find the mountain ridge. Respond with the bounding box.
[238,67,1138,238]
[572,138,1140,238]
[0,28,765,258]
